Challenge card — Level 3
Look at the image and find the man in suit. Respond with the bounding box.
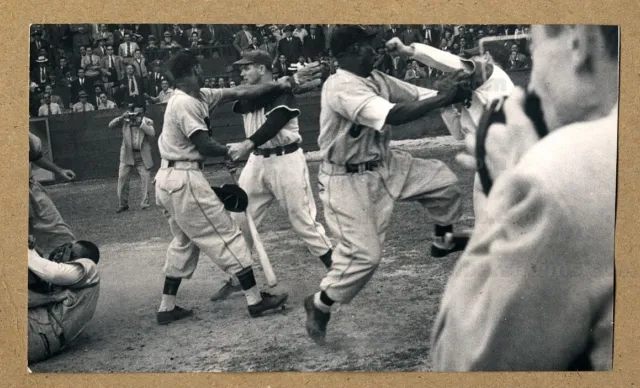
[246,36,260,51]
[95,38,109,58]
[38,92,62,116]
[71,68,94,104]
[43,85,65,109]
[30,31,51,67]
[31,56,53,88]
[303,25,325,62]
[278,25,303,64]
[185,24,201,40]
[100,45,124,87]
[146,60,165,97]
[94,24,114,47]
[273,54,291,78]
[113,24,128,48]
[144,35,161,63]
[71,25,93,56]
[118,64,145,105]
[131,49,149,80]
[233,24,254,55]
[385,24,403,41]
[421,25,441,47]
[118,33,139,65]
[81,47,102,82]
[400,25,422,46]
[108,104,156,213]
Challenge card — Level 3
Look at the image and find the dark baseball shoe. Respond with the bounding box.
[431,232,470,258]
[304,294,331,345]
[248,291,288,317]
[116,205,129,214]
[156,306,193,325]
[210,279,242,301]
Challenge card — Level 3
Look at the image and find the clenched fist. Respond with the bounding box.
[385,37,415,56]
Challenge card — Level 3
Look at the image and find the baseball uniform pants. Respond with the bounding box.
[318,149,462,304]
[28,180,76,255]
[117,152,152,208]
[28,285,100,364]
[472,172,488,226]
[155,162,253,279]
[231,148,333,257]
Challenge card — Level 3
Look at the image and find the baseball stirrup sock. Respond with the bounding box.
[314,291,333,313]
[434,224,453,238]
[319,249,333,269]
[236,267,261,305]
[163,277,182,295]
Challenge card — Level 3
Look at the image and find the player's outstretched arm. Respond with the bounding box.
[33,158,76,182]
[386,37,473,73]
[217,80,291,104]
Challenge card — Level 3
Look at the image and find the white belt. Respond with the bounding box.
[160,159,204,170]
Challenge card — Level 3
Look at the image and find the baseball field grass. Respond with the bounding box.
[29,145,475,373]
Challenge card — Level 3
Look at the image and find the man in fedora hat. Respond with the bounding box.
[278,25,303,64]
[31,56,53,88]
[71,90,95,112]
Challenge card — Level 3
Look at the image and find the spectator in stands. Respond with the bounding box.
[459,37,470,51]
[72,91,95,112]
[373,46,394,75]
[506,50,525,70]
[100,45,123,92]
[247,36,260,51]
[188,32,204,55]
[421,24,441,47]
[511,43,530,67]
[452,43,461,56]
[217,77,226,88]
[81,47,102,82]
[61,70,75,89]
[400,25,422,46]
[185,24,201,40]
[131,49,149,80]
[38,92,62,116]
[109,103,155,213]
[32,56,53,87]
[145,79,174,104]
[95,38,109,58]
[97,91,118,110]
[403,60,426,82]
[291,55,308,71]
[234,24,254,55]
[95,24,114,47]
[260,35,279,60]
[385,24,403,41]
[143,35,160,63]
[72,45,87,71]
[119,33,139,65]
[91,84,105,108]
[160,31,182,54]
[293,24,308,43]
[443,29,454,47]
[71,25,93,56]
[455,25,472,45]
[44,85,65,109]
[278,25,303,63]
[30,30,51,66]
[474,29,486,47]
[146,60,165,97]
[131,24,147,44]
[170,24,186,46]
[54,57,70,80]
[119,64,145,105]
[303,25,325,62]
[201,24,221,58]
[203,78,212,88]
[229,80,237,88]
[273,53,291,78]
[113,24,128,48]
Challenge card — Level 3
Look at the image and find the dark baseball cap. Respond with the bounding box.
[233,50,272,67]
[330,26,378,57]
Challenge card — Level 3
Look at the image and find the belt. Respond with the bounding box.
[132,149,141,152]
[252,143,299,158]
[322,160,382,174]
[161,159,204,170]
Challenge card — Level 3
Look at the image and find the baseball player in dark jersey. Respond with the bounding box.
[154,50,319,324]
[209,51,334,299]
[303,26,471,344]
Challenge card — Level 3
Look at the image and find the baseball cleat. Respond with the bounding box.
[304,294,330,345]
[431,232,470,258]
[210,279,243,301]
[116,205,129,214]
[248,291,289,317]
[156,306,193,325]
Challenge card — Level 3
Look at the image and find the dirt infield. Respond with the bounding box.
[29,146,475,373]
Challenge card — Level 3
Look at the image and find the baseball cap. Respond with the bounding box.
[330,26,378,57]
[233,50,272,67]
[461,46,481,59]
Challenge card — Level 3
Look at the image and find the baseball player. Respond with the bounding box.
[430,24,617,372]
[209,51,334,300]
[28,238,101,364]
[154,50,317,324]
[303,26,471,344]
[384,37,515,223]
[29,132,76,255]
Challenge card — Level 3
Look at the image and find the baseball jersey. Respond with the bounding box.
[318,68,438,165]
[431,104,618,371]
[158,88,223,161]
[232,90,302,149]
[411,43,515,140]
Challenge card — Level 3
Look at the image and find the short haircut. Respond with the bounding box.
[99,91,107,97]
[545,25,618,59]
[166,50,199,80]
[135,49,141,53]
[107,45,113,50]
[76,240,100,264]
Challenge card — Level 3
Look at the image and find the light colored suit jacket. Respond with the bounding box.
[100,55,125,80]
[431,105,618,372]
[109,115,155,169]
[131,57,148,78]
[118,41,140,58]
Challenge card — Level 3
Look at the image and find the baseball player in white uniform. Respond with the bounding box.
[29,132,77,255]
[303,26,471,344]
[209,51,334,299]
[154,50,304,324]
[384,38,515,223]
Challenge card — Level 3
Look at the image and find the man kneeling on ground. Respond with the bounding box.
[27,236,101,364]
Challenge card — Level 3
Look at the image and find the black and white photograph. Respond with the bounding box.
[26,23,618,373]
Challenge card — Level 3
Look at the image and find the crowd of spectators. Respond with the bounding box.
[29,23,532,117]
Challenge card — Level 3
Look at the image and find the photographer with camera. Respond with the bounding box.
[108,104,156,213]
[430,25,618,371]
[28,237,101,364]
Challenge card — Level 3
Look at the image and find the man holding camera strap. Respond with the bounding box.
[108,104,156,213]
